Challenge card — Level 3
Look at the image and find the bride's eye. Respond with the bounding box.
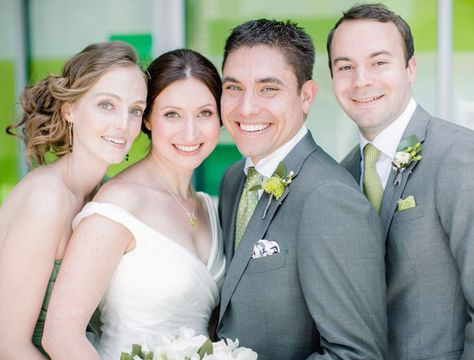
[198,110,213,118]
[164,111,179,118]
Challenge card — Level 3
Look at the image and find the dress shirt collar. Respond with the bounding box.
[359,98,417,160]
[243,124,308,178]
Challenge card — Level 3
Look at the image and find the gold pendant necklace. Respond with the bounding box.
[147,157,197,227]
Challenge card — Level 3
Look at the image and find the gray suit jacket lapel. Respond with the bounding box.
[219,132,318,321]
[379,106,430,237]
[344,146,362,183]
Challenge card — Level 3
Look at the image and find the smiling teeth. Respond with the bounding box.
[175,144,200,152]
[240,123,269,132]
[103,136,125,145]
[353,95,383,103]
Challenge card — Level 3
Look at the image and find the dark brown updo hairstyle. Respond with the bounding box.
[6,41,144,166]
[142,49,222,138]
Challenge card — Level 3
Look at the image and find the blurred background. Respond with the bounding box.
[1,0,473,204]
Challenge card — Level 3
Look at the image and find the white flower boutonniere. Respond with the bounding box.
[249,162,295,218]
[392,135,423,186]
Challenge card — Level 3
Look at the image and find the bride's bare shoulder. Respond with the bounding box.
[93,162,149,214]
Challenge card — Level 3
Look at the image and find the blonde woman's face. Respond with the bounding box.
[64,65,147,164]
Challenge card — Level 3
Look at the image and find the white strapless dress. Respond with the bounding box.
[72,192,225,360]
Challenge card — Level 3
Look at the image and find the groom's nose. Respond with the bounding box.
[238,90,260,118]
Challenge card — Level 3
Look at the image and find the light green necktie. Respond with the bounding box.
[363,143,384,213]
[235,167,261,249]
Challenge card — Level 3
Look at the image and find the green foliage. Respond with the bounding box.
[397,134,419,151]
[197,338,213,357]
[120,343,154,360]
[274,162,286,179]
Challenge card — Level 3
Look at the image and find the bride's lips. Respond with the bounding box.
[173,143,202,154]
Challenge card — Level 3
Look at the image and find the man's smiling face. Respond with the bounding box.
[330,19,416,140]
[221,45,315,163]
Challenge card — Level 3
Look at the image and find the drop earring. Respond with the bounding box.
[125,153,129,161]
[68,122,73,152]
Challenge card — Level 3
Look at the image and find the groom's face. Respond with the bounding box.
[221,45,315,163]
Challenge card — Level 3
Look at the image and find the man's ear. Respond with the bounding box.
[301,79,318,115]
[407,55,416,85]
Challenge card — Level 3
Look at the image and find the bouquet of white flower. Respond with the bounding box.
[120,328,257,360]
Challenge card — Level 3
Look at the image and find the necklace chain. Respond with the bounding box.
[147,157,197,227]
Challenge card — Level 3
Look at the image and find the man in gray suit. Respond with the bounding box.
[327,4,474,359]
[217,19,387,359]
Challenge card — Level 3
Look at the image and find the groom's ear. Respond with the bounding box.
[301,79,317,116]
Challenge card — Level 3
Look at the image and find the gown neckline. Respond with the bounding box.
[82,192,218,272]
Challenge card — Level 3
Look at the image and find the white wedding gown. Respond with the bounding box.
[72,192,226,360]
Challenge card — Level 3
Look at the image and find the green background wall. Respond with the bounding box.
[1,0,473,204]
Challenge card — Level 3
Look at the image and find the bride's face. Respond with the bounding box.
[145,77,220,171]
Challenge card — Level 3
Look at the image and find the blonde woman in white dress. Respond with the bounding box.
[43,49,225,360]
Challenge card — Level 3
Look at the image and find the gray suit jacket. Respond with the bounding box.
[217,132,388,360]
[341,106,474,360]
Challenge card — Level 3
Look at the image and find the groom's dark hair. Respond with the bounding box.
[222,19,315,92]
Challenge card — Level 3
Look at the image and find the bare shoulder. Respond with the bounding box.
[93,173,144,214]
[0,168,74,254]
[3,167,73,217]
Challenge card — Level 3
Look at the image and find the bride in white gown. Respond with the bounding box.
[43,49,225,360]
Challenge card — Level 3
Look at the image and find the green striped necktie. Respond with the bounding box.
[235,167,261,249]
[363,143,384,213]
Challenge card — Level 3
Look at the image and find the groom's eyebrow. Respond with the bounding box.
[222,76,239,83]
[222,76,285,86]
[257,77,284,86]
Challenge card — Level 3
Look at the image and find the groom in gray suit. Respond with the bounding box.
[217,19,387,359]
[328,4,474,359]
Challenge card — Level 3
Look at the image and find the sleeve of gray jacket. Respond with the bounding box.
[297,182,388,360]
[436,134,474,359]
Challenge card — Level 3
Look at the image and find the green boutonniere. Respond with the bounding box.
[249,162,295,218]
[392,134,423,186]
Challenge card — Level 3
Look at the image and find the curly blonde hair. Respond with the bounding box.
[7,41,144,166]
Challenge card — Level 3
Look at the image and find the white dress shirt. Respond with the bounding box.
[359,98,417,189]
[243,124,308,198]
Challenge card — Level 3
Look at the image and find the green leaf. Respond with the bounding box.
[120,353,134,360]
[132,344,144,357]
[197,339,213,358]
[249,185,262,191]
[274,162,286,178]
[144,351,154,360]
[397,135,419,151]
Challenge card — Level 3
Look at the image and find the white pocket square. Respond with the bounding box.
[252,239,280,259]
